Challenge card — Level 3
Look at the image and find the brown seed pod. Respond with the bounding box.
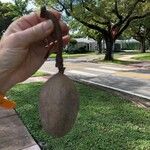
[39,73,79,138]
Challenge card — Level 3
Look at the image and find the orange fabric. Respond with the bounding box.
[0,92,16,109]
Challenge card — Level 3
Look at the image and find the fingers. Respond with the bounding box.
[49,35,70,48]
[2,9,62,38]
[62,35,70,46]
[60,21,69,36]
[4,7,69,48]
[14,20,54,46]
[2,12,41,38]
[18,19,69,46]
[17,12,42,29]
[46,20,69,43]
[47,35,70,54]
[49,9,61,20]
[44,35,70,58]
[21,12,68,35]
[17,9,61,29]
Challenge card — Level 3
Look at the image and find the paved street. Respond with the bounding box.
[39,59,150,100]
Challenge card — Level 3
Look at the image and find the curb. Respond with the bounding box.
[71,77,150,109]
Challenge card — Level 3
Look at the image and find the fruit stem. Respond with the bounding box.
[40,6,65,74]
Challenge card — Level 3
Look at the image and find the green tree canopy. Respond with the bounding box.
[35,0,150,60]
[13,0,32,16]
[0,1,32,36]
[0,2,17,36]
[124,16,150,53]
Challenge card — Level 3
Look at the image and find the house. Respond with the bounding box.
[102,38,141,51]
[74,38,98,51]
[115,38,140,50]
[67,37,141,53]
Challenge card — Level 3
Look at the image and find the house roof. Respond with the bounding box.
[116,38,140,43]
[75,38,96,43]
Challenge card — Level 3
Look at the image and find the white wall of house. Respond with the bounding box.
[74,37,140,51]
[74,38,98,51]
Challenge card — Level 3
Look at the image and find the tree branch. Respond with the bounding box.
[74,16,107,35]
[92,18,109,26]
[113,0,123,21]
[57,0,108,35]
[57,0,71,16]
[69,0,73,12]
[116,11,150,39]
[130,12,150,20]
[81,0,110,21]
[81,0,100,16]
[123,0,141,23]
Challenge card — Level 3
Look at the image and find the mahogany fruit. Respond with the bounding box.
[39,73,79,138]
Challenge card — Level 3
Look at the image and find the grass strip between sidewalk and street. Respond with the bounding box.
[49,52,94,59]
[8,82,150,150]
[132,53,150,61]
[32,71,50,77]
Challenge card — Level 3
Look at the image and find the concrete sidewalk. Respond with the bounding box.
[0,108,41,150]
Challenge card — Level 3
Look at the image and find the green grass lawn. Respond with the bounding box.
[111,59,138,65]
[50,52,95,59]
[32,71,50,77]
[92,58,137,65]
[8,83,150,150]
[132,53,150,61]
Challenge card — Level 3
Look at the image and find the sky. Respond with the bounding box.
[0,0,35,9]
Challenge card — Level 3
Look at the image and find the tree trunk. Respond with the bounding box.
[104,37,114,61]
[140,38,146,53]
[148,39,150,50]
[97,38,102,53]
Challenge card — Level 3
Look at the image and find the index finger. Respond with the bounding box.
[20,9,61,27]
[18,9,61,29]
[3,9,61,37]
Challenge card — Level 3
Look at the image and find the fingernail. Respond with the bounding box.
[43,20,54,33]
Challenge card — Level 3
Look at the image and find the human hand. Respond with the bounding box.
[0,10,69,94]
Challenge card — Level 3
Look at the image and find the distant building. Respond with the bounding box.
[74,38,98,51]
[67,37,141,53]
[115,38,140,50]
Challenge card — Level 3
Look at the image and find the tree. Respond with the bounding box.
[123,17,150,53]
[0,1,32,36]
[35,0,150,60]
[127,16,150,53]
[0,2,18,36]
[123,9,150,53]
[13,0,32,17]
[69,19,103,53]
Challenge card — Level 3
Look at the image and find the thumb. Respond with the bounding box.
[18,20,54,46]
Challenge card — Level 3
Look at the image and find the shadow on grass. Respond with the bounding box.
[133,54,150,61]
[8,83,150,150]
[111,59,139,65]
[92,58,139,65]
